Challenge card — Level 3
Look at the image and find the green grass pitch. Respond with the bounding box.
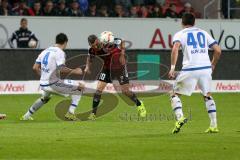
[0,93,240,160]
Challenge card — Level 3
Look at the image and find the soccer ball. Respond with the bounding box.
[99,31,114,45]
[28,39,37,48]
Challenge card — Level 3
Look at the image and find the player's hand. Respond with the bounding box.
[73,68,83,75]
[168,70,176,79]
[211,64,215,72]
[84,67,91,74]
[119,54,126,65]
[78,82,85,91]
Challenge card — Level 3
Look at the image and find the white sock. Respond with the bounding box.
[24,98,45,118]
[205,96,217,128]
[68,95,81,114]
[171,95,183,121]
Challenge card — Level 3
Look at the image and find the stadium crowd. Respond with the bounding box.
[0,0,200,18]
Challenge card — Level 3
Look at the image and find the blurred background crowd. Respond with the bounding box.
[0,0,200,18]
[1,0,240,18]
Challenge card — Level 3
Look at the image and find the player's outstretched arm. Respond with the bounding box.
[168,42,181,79]
[119,40,126,65]
[84,56,92,74]
[32,63,41,76]
[211,44,221,71]
[60,65,83,76]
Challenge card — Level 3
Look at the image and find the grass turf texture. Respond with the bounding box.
[0,93,239,160]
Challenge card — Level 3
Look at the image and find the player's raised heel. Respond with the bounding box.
[172,117,188,134]
[0,114,6,120]
[88,113,96,121]
[20,115,34,121]
[137,101,147,118]
[205,127,219,133]
[65,112,78,121]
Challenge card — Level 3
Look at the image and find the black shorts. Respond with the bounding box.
[97,65,129,85]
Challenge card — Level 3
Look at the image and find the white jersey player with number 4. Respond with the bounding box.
[21,33,84,121]
[168,13,221,134]
[36,46,65,86]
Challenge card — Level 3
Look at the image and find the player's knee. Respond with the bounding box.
[203,96,213,101]
[41,97,51,104]
[122,90,131,96]
[170,93,181,99]
[93,90,102,102]
[171,94,179,102]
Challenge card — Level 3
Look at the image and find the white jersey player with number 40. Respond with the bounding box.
[168,13,221,134]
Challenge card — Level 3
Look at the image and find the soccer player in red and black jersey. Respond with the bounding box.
[84,32,146,120]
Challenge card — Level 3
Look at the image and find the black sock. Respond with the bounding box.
[135,99,141,106]
[129,92,141,106]
[92,100,100,114]
[92,90,102,115]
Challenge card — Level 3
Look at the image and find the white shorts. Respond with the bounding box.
[40,79,82,98]
[173,68,212,96]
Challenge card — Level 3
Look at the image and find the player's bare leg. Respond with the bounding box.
[0,113,6,120]
[120,83,146,117]
[204,92,219,133]
[88,81,107,120]
[171,93,188,134]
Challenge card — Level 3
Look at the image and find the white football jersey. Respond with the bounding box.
[35,46,65,86]
[173,27,217,70]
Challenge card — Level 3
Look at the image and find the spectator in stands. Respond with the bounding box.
[97,5,109,17]
[114,0,132,14]
[54,0,67,16]
[12,0,31,16]
[110,4,126,17]
[164,3,179,18]
[11,1,20,9]
[129,5,139,17]
[179,2,195,18]
[27,0,36,8]
[149,3,164,18]
[94,0,114,12]
[144,0,157,5]
[28,0,43,16]
[155,0,166,6]
[79,0,89,14]
[8,18,39,48]
[138,4,149,18]
[66,0,83,16]
[42,0,55,16]
[132,0,144,5]
[0,0,12,16]
[85,1,97,17]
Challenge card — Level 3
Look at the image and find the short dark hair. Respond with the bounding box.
[56,33,68,44]
[21,18,27,23]
[182,13,195,26]
[88,34,98,45]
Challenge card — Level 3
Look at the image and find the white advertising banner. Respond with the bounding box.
[0,80,239,94]
[0,17,240,50]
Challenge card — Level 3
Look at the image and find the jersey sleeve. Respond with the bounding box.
[8,32,17,48]
[205,32,217,48]
[30,32,38,41]
[172,32,182,44]
[56,50,66,67]
[35,53,42,64]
